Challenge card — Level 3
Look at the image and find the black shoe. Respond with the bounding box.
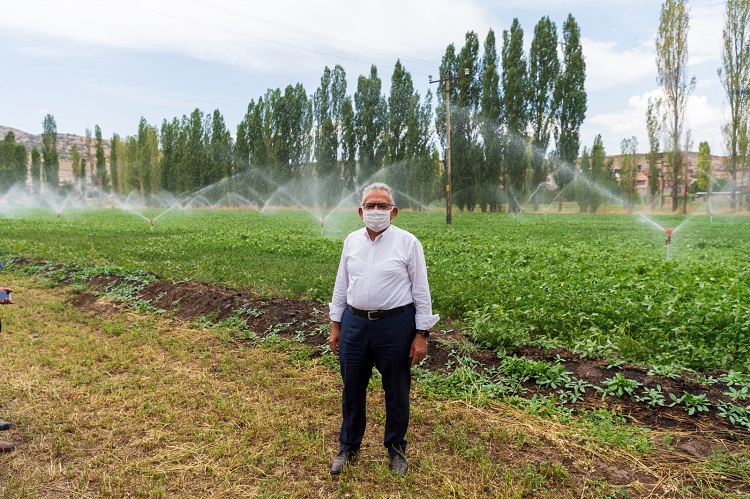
[330,450,358,475]
[0,422,10,431]
[390,453,408,477]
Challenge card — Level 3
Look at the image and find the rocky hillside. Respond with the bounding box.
[0,125,112,183]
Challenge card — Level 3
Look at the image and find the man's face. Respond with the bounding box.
[359,189,398,221]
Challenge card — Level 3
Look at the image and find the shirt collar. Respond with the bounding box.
[362,224,393,242]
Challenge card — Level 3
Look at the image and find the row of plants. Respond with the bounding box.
[416,352,750,431]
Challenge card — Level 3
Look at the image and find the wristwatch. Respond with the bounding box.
[415,329,430,338]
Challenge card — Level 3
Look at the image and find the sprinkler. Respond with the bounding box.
[57,211,61,219]
[664,228,673,260]
[149,218,154,228]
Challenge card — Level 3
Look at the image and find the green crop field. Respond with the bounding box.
[2,208,750,373]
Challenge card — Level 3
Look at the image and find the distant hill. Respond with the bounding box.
[0,125,111,183]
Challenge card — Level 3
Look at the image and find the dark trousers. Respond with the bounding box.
[338,305,415,457]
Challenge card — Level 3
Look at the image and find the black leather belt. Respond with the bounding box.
[348,305,409,321]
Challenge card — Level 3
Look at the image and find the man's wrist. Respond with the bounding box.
[415,329,430,339]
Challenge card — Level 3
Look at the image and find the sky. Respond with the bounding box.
[0,0,729,155]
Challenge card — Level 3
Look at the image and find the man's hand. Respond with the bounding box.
[328,321,341,356]
[410,334,428,366]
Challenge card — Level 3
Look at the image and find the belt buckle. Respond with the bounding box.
[367,310,379,320]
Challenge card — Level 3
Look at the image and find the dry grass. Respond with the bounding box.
[1,275,748,498]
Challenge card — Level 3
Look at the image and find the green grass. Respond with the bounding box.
[2,208,750,372]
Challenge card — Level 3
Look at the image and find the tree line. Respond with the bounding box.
[1,15,589,212]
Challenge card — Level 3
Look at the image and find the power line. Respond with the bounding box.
[184,0,440,69]
[104,0,435,78]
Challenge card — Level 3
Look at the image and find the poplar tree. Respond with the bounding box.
[718,0,750,210]
[0,132,14,191]
[589,134,610,213]
[84,127,94,181]
[208,109,233,190]
[242,98,273,196]
[110,134,120,193]
[286,84,313,179]
[656,0,694,213]
[70,144,83,189]
[313,66,340,199]
[184,109,207,192]
[576,146,591,213]
[404,90,437,208]
[313,65,348,206]
[553,14,587,211]
[694,141,712,193]
[0,132,26,191]
[30,146,41,194]
[159,119,182,193]
[340,97,357,191]
[94,125,109,190]
[619,136,639,213]
[355,65,386,182]
[234,117,251,178]
[501,19,529,212]
[646,98,663,206]
[13,142,28,187]
[479,29,502,212]
[528,16,559,210]
[41,114,60,192]
[386,60,414,194]
[134,117,159,197]
[270,85,312,183]
[451,31,481,211]
[387,60,412,165]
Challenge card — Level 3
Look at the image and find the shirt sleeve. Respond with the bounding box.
[328,236,350,322]
[408,237,440,330]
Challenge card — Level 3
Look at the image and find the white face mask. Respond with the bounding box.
[362,208,392,232]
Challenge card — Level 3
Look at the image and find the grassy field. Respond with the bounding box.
[2,273,750,497]
[2,207,750,371]
[3,207,750,496]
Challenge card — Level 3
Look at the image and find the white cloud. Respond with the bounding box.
[586,87,724,155]
[582,37,655,92]
[689,0,725,66]
[1,0,488,75]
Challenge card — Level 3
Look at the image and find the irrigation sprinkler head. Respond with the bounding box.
[149,219,154,227]
[665,228,673,245]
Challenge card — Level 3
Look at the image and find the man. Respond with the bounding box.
[328,182,439,477]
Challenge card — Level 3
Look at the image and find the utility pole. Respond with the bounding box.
[430,68,470,225]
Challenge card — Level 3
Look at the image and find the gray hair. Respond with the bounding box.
[361,182,394,204]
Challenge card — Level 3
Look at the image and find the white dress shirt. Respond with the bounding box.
[329,224,440,331]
